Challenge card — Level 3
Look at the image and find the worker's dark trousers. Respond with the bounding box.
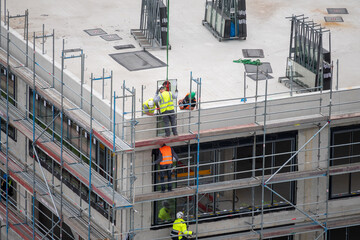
[160,164,172,192]
[171,236,189,240]
[162,110,178,137]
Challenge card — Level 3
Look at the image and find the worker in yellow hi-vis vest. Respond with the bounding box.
[142,98,156,116]
[155,144,179,192]
[170,212,194,240]
[154,86,178,137]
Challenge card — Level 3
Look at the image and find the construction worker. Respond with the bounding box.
[154,86,178,137]
[178,92,196,110]
[143,98,156,116]
[155,144,179,192]
[1,174,13,201]
[162,80,171,92]
[158,201,171,221]
[170,212,194,240]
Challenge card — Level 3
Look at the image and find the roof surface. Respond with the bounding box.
[7,0,360,113]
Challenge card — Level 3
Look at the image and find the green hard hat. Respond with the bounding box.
[191,92,196,99]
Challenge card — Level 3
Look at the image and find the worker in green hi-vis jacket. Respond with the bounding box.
[158,201,171,221]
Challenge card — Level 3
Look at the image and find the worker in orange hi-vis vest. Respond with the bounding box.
[155,144,179,192]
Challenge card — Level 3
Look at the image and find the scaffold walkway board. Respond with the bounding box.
[135,163,360,203]
[135,115,328,148]
[0,98,131,209]
[0,202,44,240]
[0,151,111,240]
[0,49,132,153]
[135,111,360,149]
[206,215,360,240]
[135,133,197,148]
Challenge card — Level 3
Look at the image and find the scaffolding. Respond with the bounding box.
[0,6,136,240]
[0,3,359,240]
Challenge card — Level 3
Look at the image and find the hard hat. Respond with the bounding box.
[2,174,6,179]
[158,86,164,91]
[162,201,169,208]
[148,100,154,108]
[176,211,184,219]
[190,92,196,99]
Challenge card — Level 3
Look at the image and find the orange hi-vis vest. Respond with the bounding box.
[160,146,173,165]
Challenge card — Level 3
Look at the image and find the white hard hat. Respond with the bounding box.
[176,212,184,219]
[148,100,154,108]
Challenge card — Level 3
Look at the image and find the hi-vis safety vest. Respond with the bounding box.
[159,91,174,113]
[143,98,155,114]
[159,145,173,165]
[172,218,192,239]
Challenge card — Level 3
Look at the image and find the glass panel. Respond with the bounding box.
[236,145,253,179]
[99,143,106,178]
[176,196,195,220]
[198,151,215,185]
[352,130,360,163]
[155,199,176,224]
[331,174,349,196]
[234,188,252,210]
[219,148,234,182]
[332,131,351,166]
[215,190,233,213]
[348,225,360,240]
[350,172,360,194]
[255,143,272,176]
[328,227,346,240]
[176,153,195,188]
[274,140,292,173]
[198,193,214,215]
[254,186,272,207]
[272,182,292,204]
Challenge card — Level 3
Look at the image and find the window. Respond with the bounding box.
[28,88,113,179]
[0,118,16,141]
[0,65,16,105]
[328,225,360,240]
[153,131,297,226]
[330,125,360,198]
[28,141,114,221]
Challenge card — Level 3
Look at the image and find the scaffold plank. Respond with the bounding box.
[0,151,110,240]
[135,133,197,148]
[0,49,131,153]
[135,163,360,203]
[206,215,360,240]
[0,98,131,209]
[0,202,41,240]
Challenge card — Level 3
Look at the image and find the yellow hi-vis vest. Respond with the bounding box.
[143,98,155,114]
[159,91,174,113]
[172,218,192,239]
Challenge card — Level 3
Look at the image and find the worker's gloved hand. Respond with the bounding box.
[188,233,196,238]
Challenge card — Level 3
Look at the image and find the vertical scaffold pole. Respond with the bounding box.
[25,10,29,67]
[195,77,201,240]
[59,38,65,240]
[110,70,113,130]
[80,51,85,109]
[32,31,36,240]
[260,73,269,235]
[0,0,2,49]
[5,17,10,240]
[52,29,55,87]
[324,61,334,240]
[88,73,94,240]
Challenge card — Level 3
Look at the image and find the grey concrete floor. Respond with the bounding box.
[6,0,360,113]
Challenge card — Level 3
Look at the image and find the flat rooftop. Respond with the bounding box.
[7,0,360,113]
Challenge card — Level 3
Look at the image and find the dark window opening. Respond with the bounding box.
[330,125,360,199]
[152,131,297,226]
